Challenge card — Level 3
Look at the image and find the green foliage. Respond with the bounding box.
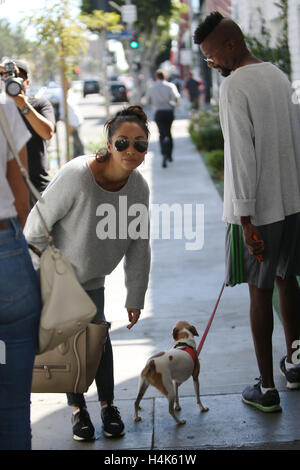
[245,1,291,79]
[79,9,121,34]
[189,106,224,151]
[0,19,33,59]
[26,0,88,77]
[205,150,224,177]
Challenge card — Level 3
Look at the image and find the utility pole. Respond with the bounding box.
[100,28,110,119]
[109,0,141,102]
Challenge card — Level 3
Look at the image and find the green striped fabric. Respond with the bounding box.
[230,224,244,285]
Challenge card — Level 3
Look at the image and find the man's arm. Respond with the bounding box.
[221,87,264,261]
[13,94,55,140]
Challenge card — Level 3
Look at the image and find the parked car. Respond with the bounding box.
[83,79,100,97]
[72,80,83,93]
[108,80,128,102]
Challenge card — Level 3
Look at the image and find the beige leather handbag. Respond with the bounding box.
[32,321,109,393]
[31,244,97,354]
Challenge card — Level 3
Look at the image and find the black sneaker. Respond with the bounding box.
[280,356,300,390]
[242,378,282,413]
[72,408,95,441]
[162,156,168,168]
[101,405,125,438]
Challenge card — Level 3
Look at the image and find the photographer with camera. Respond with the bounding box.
[0,59,55,195]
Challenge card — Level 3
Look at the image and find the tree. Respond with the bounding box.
[79,8,122,118]
[274,0,291,78]
[26,0,88,161]
[118,0,188,99]
[245,2,291,80]
[0,19,33,59]
[84,0,188,101]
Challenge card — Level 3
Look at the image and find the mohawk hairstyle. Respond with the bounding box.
[193,11,224,45]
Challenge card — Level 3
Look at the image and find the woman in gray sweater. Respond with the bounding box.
[25,105,151,441]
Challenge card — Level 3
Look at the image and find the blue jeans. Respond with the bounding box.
[66,287,114,408]
[0,218,41,450]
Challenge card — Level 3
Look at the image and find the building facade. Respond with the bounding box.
[196,0,300,101]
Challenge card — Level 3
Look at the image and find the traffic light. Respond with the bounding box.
[130,32,139,49]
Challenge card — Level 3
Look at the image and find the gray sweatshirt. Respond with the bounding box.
[219,62,300,226]
[24,156,151,309]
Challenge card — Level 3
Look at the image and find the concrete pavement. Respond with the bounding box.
[31,112,300,452]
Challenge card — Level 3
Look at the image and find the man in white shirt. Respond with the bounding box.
[145,69,180,168]
[194,12,300,412]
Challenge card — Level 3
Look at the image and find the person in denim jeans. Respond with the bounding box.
[0,97,41,450]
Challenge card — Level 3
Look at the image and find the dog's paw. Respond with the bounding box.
[200,406,209,412]
[134,416,142,422]
[178,419,186,425]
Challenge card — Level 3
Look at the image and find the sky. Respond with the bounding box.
[0,0,128,70]
[0,0,80,24]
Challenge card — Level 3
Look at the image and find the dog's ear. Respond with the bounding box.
[172,327,179,340]
[189,325,199,336]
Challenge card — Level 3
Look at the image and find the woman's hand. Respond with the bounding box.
[127,308,141,329]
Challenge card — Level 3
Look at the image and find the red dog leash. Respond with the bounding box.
[176,282,225,387]
[196,282,225,356]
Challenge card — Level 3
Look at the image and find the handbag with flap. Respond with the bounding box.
[32,321,109,393]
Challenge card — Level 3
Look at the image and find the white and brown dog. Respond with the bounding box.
[134,321,208,425]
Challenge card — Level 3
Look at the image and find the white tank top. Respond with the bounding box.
[0,95,31,219]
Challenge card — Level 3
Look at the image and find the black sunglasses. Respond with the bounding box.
[114,139,148,153]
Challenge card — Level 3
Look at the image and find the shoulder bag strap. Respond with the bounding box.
[0,102,54,245]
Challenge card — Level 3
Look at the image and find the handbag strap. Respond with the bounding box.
[0,101,54,245]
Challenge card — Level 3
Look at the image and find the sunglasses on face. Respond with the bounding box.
[114,139,148,153]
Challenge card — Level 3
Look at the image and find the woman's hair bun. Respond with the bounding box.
[115,105,148,124]
[105,105,150,141]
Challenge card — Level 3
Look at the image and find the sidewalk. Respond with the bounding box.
[30,117,300,451]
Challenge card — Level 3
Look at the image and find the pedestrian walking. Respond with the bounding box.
[0,96,41,450]
[183,72,200,110]
[145,69,180,168]
[194,12,300,412]
[24,105,151,441]
[0,59,55,195]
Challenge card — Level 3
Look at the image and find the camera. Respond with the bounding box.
[1,60,24,97]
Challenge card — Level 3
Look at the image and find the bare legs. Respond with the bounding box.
[248,276,300,388]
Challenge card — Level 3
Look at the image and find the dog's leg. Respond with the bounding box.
[134,378,149,422]
[193,377,209,412]
[164,377,186,425]
[174,381,181,411]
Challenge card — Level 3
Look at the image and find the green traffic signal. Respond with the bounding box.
[130,40,139,49]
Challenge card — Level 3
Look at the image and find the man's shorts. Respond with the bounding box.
[225,213,300,289]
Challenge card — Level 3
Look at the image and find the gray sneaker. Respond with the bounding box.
[242,378,282,413]
[280,356,300,390]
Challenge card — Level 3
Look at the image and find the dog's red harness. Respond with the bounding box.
[174,343,197,368]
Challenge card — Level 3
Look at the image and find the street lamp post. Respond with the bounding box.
[109,1,141,102]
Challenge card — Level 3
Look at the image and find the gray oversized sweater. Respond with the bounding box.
[219,62,300,226]
[24,156,151,309]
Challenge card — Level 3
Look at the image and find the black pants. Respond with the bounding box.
[154,109,174,160]
[66,287,114,407]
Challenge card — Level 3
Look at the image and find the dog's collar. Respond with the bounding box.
[174,343,196,366]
